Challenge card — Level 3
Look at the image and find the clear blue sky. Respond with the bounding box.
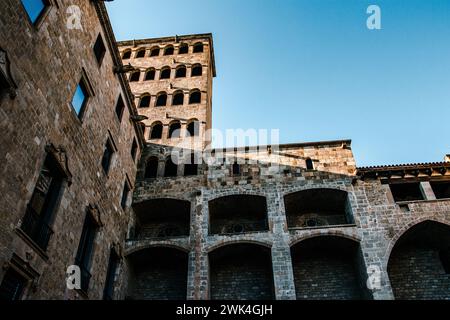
[106,0,450,167]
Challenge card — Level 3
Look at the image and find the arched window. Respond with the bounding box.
[160,67,171,80]
[135,48,146,58]
[129,71,140,82]
[145,68,155,81]
[168,121,181,139]
[150,47,160,57]
[178,43,189,54]
[306,158,314,170]
[156,92,167,107]
[189,90,201,104]
[164,45,174,56]
[175,65,187,78]
[184,153,198,176]
[164,157,178,177]
[122,50,131,60]
[139,94,151,108]
[193,42,204,53]
[191,64,202,77]
[145,157,159,179]
[186,120,199,137]
[172,91,184,106]
[150,122,163,139]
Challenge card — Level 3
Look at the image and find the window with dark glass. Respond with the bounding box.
[145,69,155,81]
[191,64,202,77]
[150,48,160,57]
[184,154,198,176]
[172,91,184,106]
[156,93,167,107]
[21,156,63,250]
[131,139,138,161]
[186,121,199,137]
[135,49,146,58]
[139,95,151,108]
[164,158,178,177]
[193,42,204,53]
[0,268,27,301]
[129,71,140,82]
[121,182,130,209]
[122,50,131,60]
[189,90,201,104]
[389,183,424,202]
[21,0,48,24]
[71,79,89,118]
[164,46,174,56]
[150,123,163,139]
[232,162,241,176]
[75,213,98,293]
[93,34,106,66]
[103,249,120,300]
[178,43,189,54]
[145,157,159,179]
[115,96,125,122]
[168,122,181,139]
[160,67,171,79]
[101,140,114,174]
[306,158,314,170]
[430,181,450,199]
[175,66,187,78]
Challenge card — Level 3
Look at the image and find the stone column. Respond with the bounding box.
[420,181,436,201]
[270,190,296,300]
[187,190,209,300]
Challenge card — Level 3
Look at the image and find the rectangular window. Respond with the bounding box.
[21,0,47,24]
[93,34,106,66]
[101,140,114,175]
[75,213,98,294]
[430,181,450,199]
[389,183,424,202]
[131,139,138,161]
[0,268,27,301]
[115,96,125,122]
[71,80,89,118]
[103,249,120,300]
[21,156,63,250]
[121,181,130,210]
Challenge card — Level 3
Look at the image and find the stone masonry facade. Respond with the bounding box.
[0,0,449,301]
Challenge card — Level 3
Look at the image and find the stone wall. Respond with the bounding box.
[0,0,142,300]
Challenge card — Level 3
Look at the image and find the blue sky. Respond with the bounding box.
[106,0,450,167]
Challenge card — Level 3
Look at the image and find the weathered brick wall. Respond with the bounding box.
[291,241,365,300]
[388,246,450,300]
[0,0,141,300]
[209,245,275,300]
[127,248,188,300]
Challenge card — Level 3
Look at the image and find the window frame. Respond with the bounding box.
[20,0,52,28]
[101,137,116,175]
[115,95,125,122]
[71,70,94,121]
[93,33,107,67]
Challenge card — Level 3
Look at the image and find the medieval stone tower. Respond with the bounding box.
[1,0,449,301]
[118,34,216,153]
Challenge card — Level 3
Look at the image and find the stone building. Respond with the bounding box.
[0,1,144,300]
[117,34,450,300]
[0,0,449,301]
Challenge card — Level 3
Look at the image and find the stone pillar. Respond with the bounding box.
[187,190,209,300]
[270,191,296,300]
[420,181,436,200]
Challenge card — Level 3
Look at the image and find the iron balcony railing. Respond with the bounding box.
[20,206,54,251]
